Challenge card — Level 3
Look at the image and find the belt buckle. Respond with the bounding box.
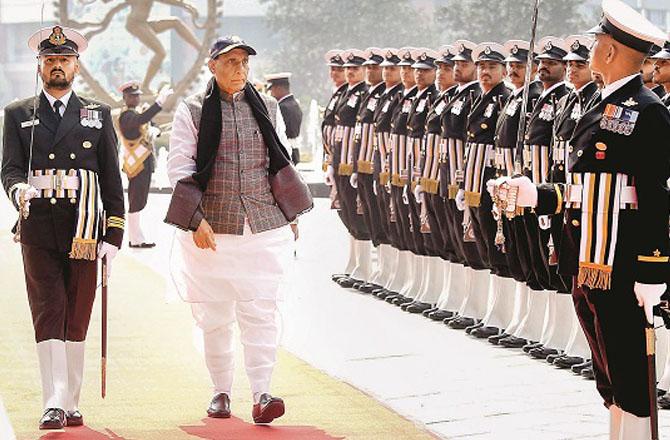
[53,174,64,192]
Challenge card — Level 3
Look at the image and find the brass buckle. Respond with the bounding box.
[53,174,64,192]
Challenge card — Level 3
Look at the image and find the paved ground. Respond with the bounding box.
[2,191,670,439]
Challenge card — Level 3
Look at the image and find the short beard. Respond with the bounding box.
[44,75,73,90]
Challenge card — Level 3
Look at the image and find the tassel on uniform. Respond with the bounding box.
[69,239,97,261]
[577,264,612,291]
[464,191,481,207]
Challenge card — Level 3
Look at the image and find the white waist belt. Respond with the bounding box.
[29,174,80,191]
[565,184,637,204]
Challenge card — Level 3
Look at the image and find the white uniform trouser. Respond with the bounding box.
[0,398,15,440]
[191,299,278,396]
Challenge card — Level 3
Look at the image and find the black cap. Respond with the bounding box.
[379,48,401,67]
[652,42,670,60]
[473,43,507,63]
[397,48,417,66]
[118,80,142,95]
[564,36,593,62]
[28,26,87,57]
[503,40,533,63]
[209,35,257,60]
[363,48,385,66]
[451,40,476,62]
[587,0,667,54]
[536,37,568,61]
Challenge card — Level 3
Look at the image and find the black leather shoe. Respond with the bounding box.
[448,316,476,330]
[360,283,382,293]
[465,322,484,334]
[581,366,595,380]
[400,300,417,311]
[392,296,413,306]
[252,393,285,424]
[375,290,395,300]
[207,392,231,418]
[429,310,454,321]
[553,355,585,369]
[39,408,66,430]
[530,347,559,359]
[442,314,461,324]
[488,332,510,345]
[659,393,670,409]
[422,307,439,317]
[571,359,592,374]
[66,410,83,427]
[499,336,528,348]
[405,302,433,314]
[471,326,500,339]
[385,293,402,303]
[522,342,543,353]
[546,353,562,364]
[337,277,359,288]
[129,242,156,248]
[331,273,349,282]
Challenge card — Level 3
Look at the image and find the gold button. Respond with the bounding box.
[577,150,583,157]
[70,153,76,160]
[558,165,564,171]
[481,123,488,129]
[50,198,57,204]
[48,153,55,160]
[70,198,77,204]
[568,146,573,153]
[571,219,580,227]
[595,142,607,151]
[82,141,92,149]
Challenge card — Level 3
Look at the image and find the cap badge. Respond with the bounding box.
[230,35,242,43]
[545,41,553,51]
[511,45,519,55]
[571,40,581,51]
[49,26,66,46]
[484,46,492,55]
[387,50,394,58]
[348,53,355,61]
[459,43,465,52]
[420,52,427,60]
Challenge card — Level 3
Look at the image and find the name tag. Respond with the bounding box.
[538,103,555,121]
[451,99,464,115]
[570,102,582,120]
[505,99,519,116]
[434,101,447,115]
[21,119,40,128]
[484,103,495,118]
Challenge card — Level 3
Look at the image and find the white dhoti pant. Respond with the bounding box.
[171,222,293,397]
[191,299,278,395]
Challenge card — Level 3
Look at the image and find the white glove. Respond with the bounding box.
[402,186,409,205]
[349,173,358,189]
[156,86,174,107]
[635,282,666,325]
[13,183,39,212]
[455,189,466,211]
[413,184,424,202]
[148,125,161,141]
[373,180,378,196]
[538,215,551,230]
[98,242,119,280]
[324,165,335,186]
[507,176,538,208]
[486,176,509,199]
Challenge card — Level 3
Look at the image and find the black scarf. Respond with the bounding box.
[193,78,291,190]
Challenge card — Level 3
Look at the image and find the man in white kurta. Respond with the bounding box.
[167,36,294,424]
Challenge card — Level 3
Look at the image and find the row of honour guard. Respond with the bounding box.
[322,0,670,437]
